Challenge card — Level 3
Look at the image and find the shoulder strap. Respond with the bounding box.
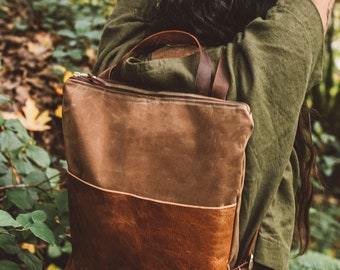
[211,49,230,100]
[232,226,260,270]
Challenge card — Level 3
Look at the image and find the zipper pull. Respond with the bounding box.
[73,71,89,78]
[72,71,109,86]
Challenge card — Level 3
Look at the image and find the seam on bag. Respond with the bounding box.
[68,78,251,112]
[67,169,236,210]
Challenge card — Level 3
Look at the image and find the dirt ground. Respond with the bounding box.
[0,3,71,160]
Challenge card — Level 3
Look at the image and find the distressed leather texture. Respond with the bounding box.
[63,80,252,207]
[63,31,254,269]
[66,173,236,270]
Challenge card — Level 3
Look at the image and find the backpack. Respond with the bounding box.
[62,30,254,270]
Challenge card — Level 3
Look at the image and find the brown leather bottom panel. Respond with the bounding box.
[67,173,236,270]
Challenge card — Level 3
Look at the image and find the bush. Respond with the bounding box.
[289,251,340,270]
[0,95,70,270]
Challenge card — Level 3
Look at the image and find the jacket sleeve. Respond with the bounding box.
[226,0,324,268]
[92,0,155,75]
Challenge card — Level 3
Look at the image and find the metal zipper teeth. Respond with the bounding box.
[69,76,251,112]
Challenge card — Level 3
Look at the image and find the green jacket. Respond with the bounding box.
[92,0,324,269]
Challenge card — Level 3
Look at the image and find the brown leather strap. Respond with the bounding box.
[247,226,260,258]
[211,49,230,100]
[233,261,249,270]
[97,65,116,81]
[232,226,260,270]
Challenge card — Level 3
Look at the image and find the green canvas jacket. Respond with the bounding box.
[92,0,324,269]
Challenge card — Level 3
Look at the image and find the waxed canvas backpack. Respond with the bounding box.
[62,30,254,270]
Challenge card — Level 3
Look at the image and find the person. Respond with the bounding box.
[91,0,335,269]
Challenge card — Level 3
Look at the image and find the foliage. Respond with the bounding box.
[311,6,340,139]
[289,251,340,270]
[33,0,116,71]
[313,121,340,195]
[1,0,116,72]
[0,0,115,267]
[306,122,340,259]
[309,204,340,257]
[0,95,70,270]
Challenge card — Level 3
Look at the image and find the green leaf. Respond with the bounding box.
[52,50,68,59]
[29,184,40,197]
[0,113,4,125]
[16,213,33,228]
[26,146,50,168]
[0,162,8,175]
[23,170,47,185]
[92,17,106,26]
[12,21,29,31]
[74,18,92,34]
[67,49,83,60]
[83,30,102,41]
[12,159,36,176]
[47,244,62,259]
[45,167,60,187]
[6,189,35,210]
[59,159,68,169]
[4,119,32,144]
[0,152,7,163]
[0,260,21,270]
[0,210,22,228]
[53,190,68,215]
[0,130,25,154]
[60,240,72,254]
[56,29,77,39]
[0,94,12,104]
[0,169,12,186]
[18,250,43,270]
[29,222,55,244]
[23,170,50,190]
[0,234,21,255]
[31,210,47,223]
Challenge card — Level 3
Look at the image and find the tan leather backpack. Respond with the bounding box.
[63,31,254,270]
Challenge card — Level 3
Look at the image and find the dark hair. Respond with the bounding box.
[294,102,319,255]
[151,0,319,255]
[152,0,277,46]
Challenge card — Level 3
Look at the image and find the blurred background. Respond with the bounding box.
[0,1,339,269]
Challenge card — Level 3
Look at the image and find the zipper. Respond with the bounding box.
[73,71,89,78]
[69,73,251,112]
[72,72,109,86]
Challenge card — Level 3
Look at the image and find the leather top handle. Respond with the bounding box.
[98,30,229,100]
[99,30,212,96]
